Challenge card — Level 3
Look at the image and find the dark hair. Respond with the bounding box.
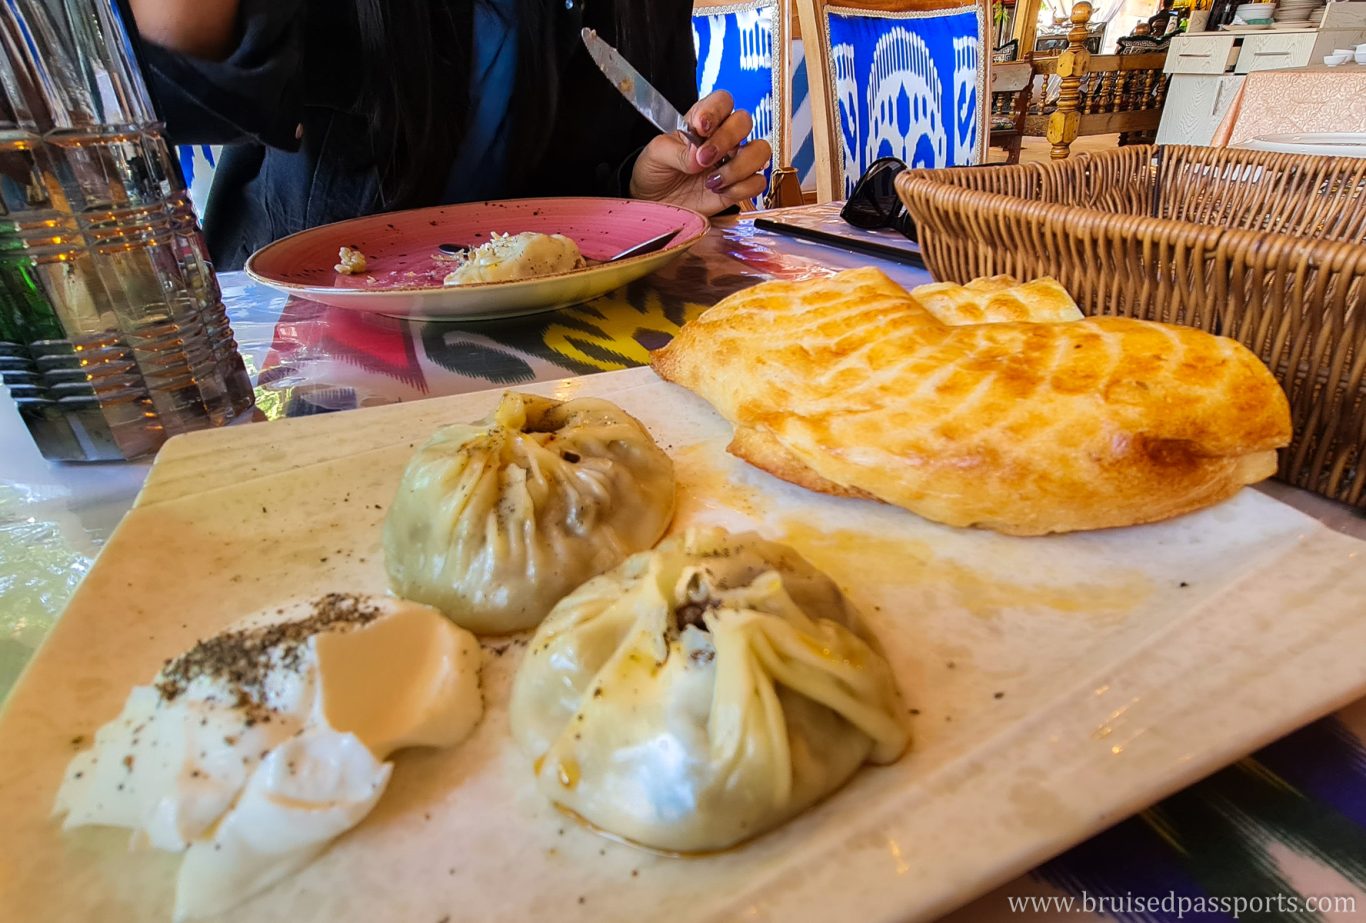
[355,1,655,207]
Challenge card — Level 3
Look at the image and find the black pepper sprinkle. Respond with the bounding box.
[1179,581,1190,588]
[910,708,921,716]
[154,594,383,722]
[73,771,83,779]
[578,898,585,905]
[70,735,85,747]
[993,692,1005,699]
[947,661,957,669]
[631,869,639,877]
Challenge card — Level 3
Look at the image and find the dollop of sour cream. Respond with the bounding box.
[443,231,586,285]
[53,593,482,921]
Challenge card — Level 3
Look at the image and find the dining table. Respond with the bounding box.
[1211,63,1366,149]
[2,203,1363,923]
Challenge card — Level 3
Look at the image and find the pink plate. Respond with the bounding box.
[244,197,709,320]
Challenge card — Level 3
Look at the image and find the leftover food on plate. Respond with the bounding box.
[54,594,482,921]
[334,246,368,275]
[510,527,908,854]
[442,231,587,285]
[383,392,676,633]
[651,268,1292,536]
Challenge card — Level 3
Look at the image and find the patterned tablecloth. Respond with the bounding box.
[1,207,1363,921]
[1212,64,1366,148]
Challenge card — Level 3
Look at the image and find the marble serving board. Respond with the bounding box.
[2,366,1364,923]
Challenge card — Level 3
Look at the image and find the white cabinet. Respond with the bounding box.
[1157,24,1366,147]
[1156,74,1245,145]
[1236,32,1318,73]
[1165,34,1239,74]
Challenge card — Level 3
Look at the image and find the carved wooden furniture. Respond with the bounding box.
[1023,2,1169,160]
[987,59,1032,163]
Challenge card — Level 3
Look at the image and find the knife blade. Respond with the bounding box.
[581,28,705,147]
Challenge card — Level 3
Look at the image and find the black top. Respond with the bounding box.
[139,0,697,269]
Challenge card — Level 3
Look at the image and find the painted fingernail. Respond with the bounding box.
[705,172,724,191]
[698,114,713,134]
[698,143,719,166]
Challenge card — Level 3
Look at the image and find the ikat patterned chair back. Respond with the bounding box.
[692,0,791,204]
[795,0,989,201]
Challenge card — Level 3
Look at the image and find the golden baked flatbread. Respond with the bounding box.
[651,268,1292,535]
[910,275,1084,325]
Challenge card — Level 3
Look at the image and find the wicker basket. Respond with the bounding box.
[896,144,1366,510]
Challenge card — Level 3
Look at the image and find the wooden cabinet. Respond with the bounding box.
[1164,34,1238,75]
[1235,32,1318,74]
[1157,24,1366,147]
[1156,74,1244,145]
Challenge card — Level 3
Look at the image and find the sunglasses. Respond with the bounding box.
[840,157,917,240]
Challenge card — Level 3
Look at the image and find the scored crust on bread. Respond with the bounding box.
[651,268,1292,536]
[910,276,1085,325]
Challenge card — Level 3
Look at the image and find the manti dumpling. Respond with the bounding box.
[509,528,909,853]
[383,392,675,633]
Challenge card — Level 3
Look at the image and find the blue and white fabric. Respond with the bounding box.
[790,40,816,192]
[692,1,781,201]
[179,144,219,215]
[825,5,986,196]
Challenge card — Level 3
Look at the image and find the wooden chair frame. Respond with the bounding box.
[1022,1,1168,160]
[794,0,992,202]
[987,58,1032,164]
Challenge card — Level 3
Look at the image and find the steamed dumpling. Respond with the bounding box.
[383,392,675,633]
[509,528,909,853]
[443,232,586,285]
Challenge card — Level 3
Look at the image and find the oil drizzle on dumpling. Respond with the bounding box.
[383,393,675,633]
[509,528,909,853]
